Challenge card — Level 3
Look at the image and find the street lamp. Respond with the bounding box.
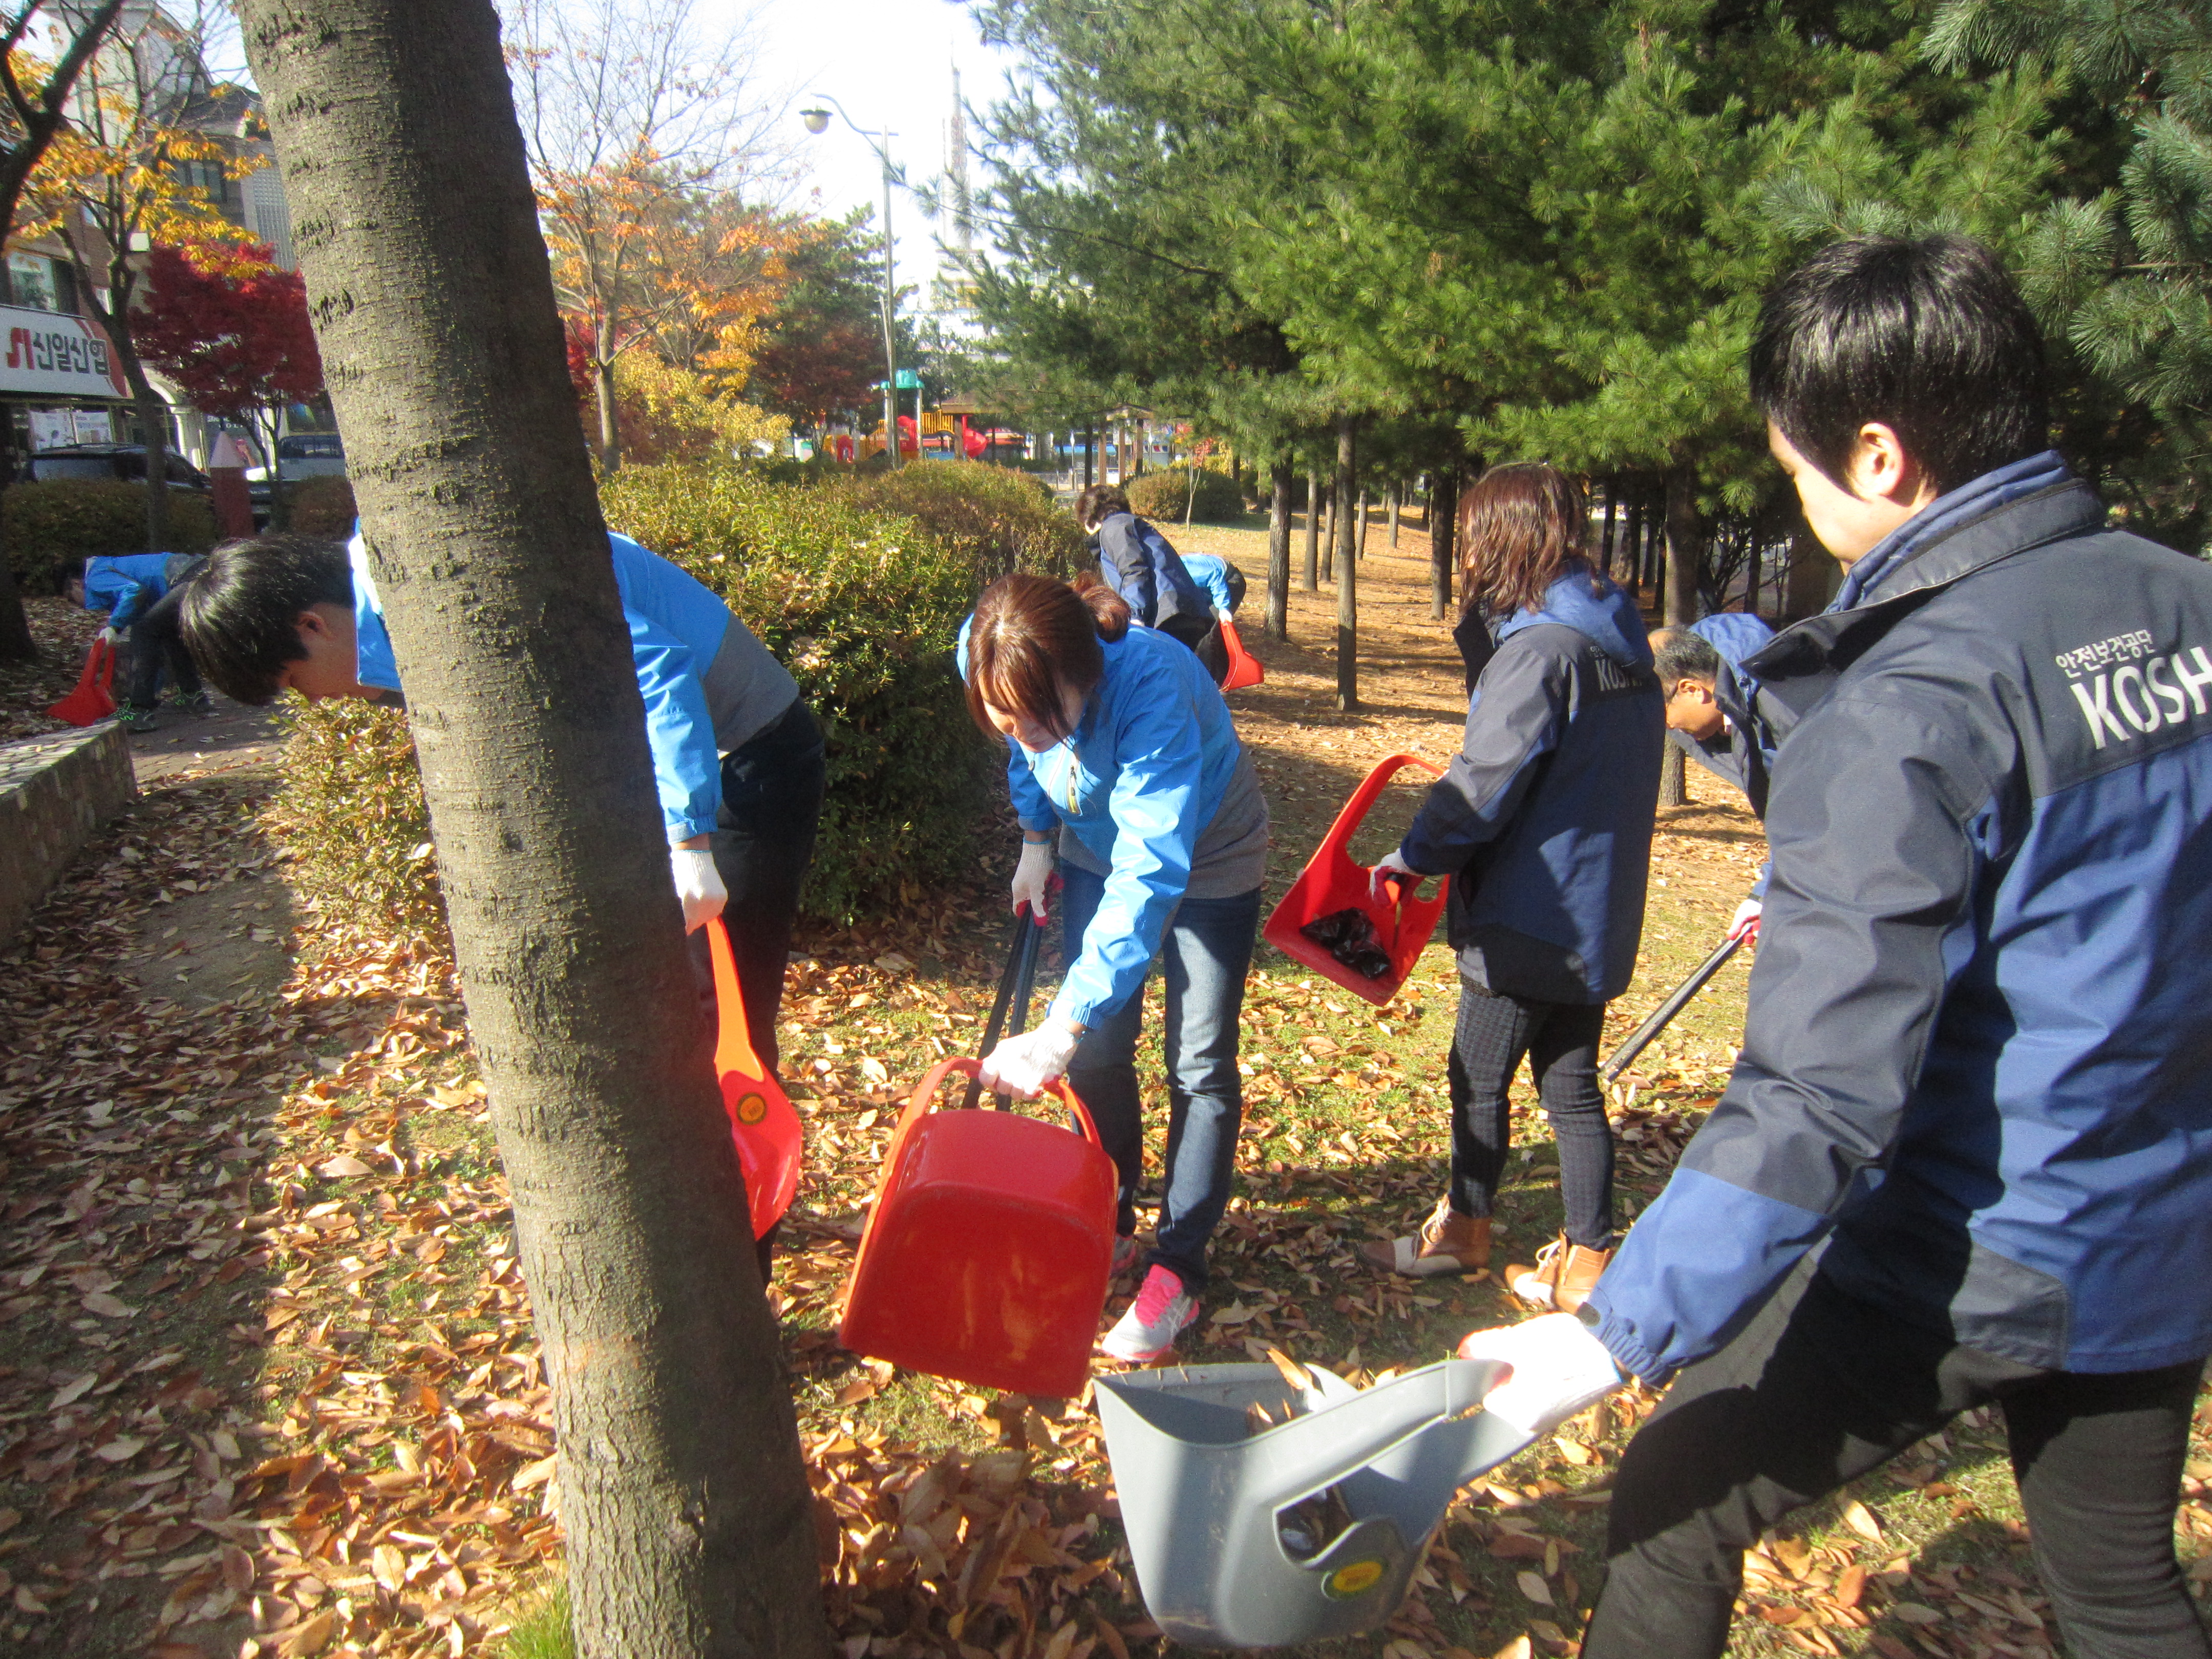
[799,95,902,470]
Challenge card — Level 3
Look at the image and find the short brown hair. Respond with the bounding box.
[1075,483,1131,526]
[965,571,1130,743]
[1458,462,1597,620]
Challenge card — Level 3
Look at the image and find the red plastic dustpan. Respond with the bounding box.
[840,1057,1116,1398]
[1219,615,1264,690]
[1263,753,1450,1007]
[48,638,117,727]
[704,915,802,1239]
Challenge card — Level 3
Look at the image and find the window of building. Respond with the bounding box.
[9,252,57,311]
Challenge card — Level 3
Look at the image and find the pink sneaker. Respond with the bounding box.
[1102,1264,1198,1363]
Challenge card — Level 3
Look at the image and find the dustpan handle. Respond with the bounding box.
[703,914,764,1080]
[1326,753,1445,854]
[1241,1359,1530,1511]
[963,902,1047,1110]
[915,1056,1104,1147]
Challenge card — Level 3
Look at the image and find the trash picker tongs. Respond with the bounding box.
[1601,933,1745,1084]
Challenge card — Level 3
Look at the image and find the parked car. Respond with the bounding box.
[276,432,346,482]
[22,443,212,491]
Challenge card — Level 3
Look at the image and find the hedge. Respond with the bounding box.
[285,476,356,537]
[269,461,1033,937]
[4,479,217,593]
[832,462,1084,580]
[1126,466,1246,524]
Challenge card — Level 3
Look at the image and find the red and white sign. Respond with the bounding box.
[0,304,126,399]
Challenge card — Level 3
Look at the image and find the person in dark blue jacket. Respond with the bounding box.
[1458,236,2212,1659]
[179,531,824,1078]
[962,570,1268,1365]
[1358,463,1661,1313]
[1075,484,1229,682]
[1650,612,1782,940]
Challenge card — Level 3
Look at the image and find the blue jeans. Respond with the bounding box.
[1057,867,1260,1291]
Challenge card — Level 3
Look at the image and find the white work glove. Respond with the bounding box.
[98,625,120,647]
[977,1015,1082,1099]
[1369,847,1420,903]
[1456,1313,1624,1438]
[1729,896,1762,944]
[1012,836,1055,919]
[669,846,727,932]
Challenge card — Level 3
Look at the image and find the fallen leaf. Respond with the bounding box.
[278,1609,338,1655]
[316,1154,374,1179]
[49,1372,97,1409]
[1515,1569,1553,1605]
[1842,1499,1883,1542]
[82,1290,136,1318]
[94,1436,145,1461]
[1834,1562,1866,1609]
[1891,1602,1944,1625]
[1490,1639,1533,1659]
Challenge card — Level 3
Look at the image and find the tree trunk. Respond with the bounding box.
[1082,426,1093,488]
[1321,482,1335,583]
[1658,465,1703,807]
[0,486,35,664]
[1387,480,1399,548]
[1430,465,1458,622]
[1356,486,1370,561]
[1266,457,1291,641]
[235,7,831,1658]
[594,322,622,474]
[1599,478,1617,578]
[1335,415,1357,712]
[1302,470,1321,591]
[1625,494,1645,605]
[121,358,171,553]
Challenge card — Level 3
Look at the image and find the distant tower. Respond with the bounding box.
[947,63,973,254]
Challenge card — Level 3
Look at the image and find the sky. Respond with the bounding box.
[697,0,1024,297]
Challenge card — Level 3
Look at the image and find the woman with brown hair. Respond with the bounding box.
[1358,462,1662,1313]
[961,570,1268,1363]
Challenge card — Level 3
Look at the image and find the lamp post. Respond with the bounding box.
[800,96,902,470]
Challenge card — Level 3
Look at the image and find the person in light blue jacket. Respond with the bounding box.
[179,529,823,1077]
[76,551,210,728]
[962,570,1268,1365]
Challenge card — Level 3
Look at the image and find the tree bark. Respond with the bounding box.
[1302,470,1320,591]
[1356,486,1370,561]
[234,6,830,1657]
[1430,465,1458,622]
[1320,481,1335,583]
[1335,414,1357,712]
[1266,457,1291,641]
[1625,493,1645,605]
[123,359,172,553]
[1387,480,1399,548]
[1658,465,1703,807]
[595,320,622,474]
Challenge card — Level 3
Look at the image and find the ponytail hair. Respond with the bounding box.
[966,571,1128,742]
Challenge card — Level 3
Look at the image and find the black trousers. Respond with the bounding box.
[1446,982,1613,1249]
[125,582,202,709]
[1584,1263,2210,1659]
[688,697,826,1080]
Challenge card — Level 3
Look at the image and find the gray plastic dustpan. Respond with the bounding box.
[1093,1358,1534,1647]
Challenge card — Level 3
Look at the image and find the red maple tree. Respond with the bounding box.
[138,241,324,456]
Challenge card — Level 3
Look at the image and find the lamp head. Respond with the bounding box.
[800,107,830,135]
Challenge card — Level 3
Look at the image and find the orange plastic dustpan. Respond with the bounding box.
[704,916,802,1239]
[1219,615,1264,690]
[840,1057,1116,1398]
[1263,753,1450,1007]
[48,638,117,726]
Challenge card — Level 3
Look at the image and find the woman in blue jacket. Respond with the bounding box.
[1361,463,1662,1312]
[965,570,1268,1363]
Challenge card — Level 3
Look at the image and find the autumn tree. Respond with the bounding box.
[233,1,828,1654]
[22,1,251,552]
[0,0,125,665]
[747,209,886,424]
[504,0,784,472]
[137,238,323,463]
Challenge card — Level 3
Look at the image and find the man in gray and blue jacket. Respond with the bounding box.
[1458,235,2212,1658]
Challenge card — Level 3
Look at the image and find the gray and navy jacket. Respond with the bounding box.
[1587,452,2212,1383]
[1669,611,1781,817]
[1398,571,1663,1005]
[1092,512,1213,644]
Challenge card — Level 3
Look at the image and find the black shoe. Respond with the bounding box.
[119,704,160,731]
[166,690,212,715]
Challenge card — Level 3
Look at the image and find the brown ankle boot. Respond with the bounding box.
[1357,1197,1492,1278]
[1504,1232,1613,1313]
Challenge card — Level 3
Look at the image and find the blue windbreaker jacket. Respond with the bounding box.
[1178,553,1239,618]
[988,624,1252,1029]
[1092,513,1213,635]
[1398,573,1663,1003]
[1586,456,2212,1382]
[348,531,743,842]
[83,552,193,631]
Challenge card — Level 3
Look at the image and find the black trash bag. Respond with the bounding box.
[1299,907,1392,980]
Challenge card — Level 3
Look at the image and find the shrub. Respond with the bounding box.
[832,461,1084,580]
[603,462,995,922]
[286,475,356,536]
[264,697,445,944]
[1126,466,1246,524]
[3,479,217,593]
